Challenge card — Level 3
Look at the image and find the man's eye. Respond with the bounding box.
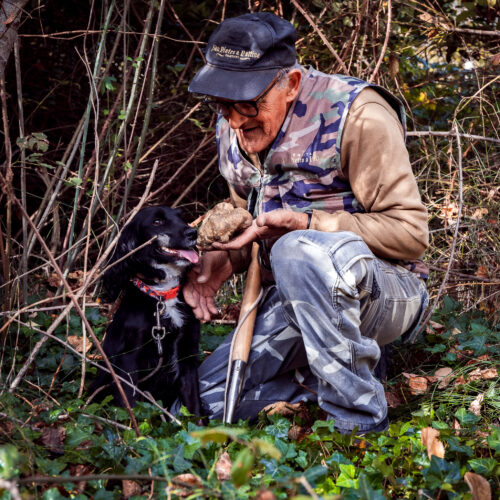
[153,219,164,226]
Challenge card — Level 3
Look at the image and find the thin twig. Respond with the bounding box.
[172,155,218,207]
[407,130,500,144]
[0,73,13,306]
[148,133,215,200]
[165,0,205,62]
[139,102,202,163]
[289,0,348,74]
[20,30,206,43]
[368,0,391,83]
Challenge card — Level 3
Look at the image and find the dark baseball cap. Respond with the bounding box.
[188,12,297,101]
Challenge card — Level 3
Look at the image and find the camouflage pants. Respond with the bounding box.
[189,230,428,433]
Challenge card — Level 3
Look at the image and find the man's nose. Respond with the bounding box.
[226,107,248,130]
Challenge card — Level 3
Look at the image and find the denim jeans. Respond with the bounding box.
[183,230,428,433]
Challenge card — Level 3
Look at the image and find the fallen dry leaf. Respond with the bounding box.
[421,427,445,459]
[48,273,62,288]
[288,422,309,441]
[215,452,232,481]
[403,373,429,395]
[122,480,141,498]
[475,265,489,279]
[69,464,94,494]
[67,270,85,286]
[168,473,203,498]
[439,201,459,225]
[385,390,404,408]
[255,490,277,500]
[40,426,66,454]
[468,367,498,382]
[452,419,461,435]
[434,367,453,389]
[68,335,92,353]
[464,471,492,500]
[470,208,488,221]
[419,12,438,24]
[173,473,202,487]
[428,320,445,332]
[469,393,485,417]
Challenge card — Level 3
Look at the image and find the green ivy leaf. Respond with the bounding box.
[251,437,281,460]
[264,417,290,439]
[357,473,387,500]
[422,456,461,490]
[231,447,254,486]
[487,426,500,453]
[336,463,358,489]
[295,449,308,468]
[304,465,328,484]
[172,444,192,473]
[468,458,497,476]
[454,408,480,426]
[0,445,21,479]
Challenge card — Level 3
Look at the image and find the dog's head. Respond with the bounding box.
[103,206,198,301]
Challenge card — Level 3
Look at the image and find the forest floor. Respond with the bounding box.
[0,296,498,499]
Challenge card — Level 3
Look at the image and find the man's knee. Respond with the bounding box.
[270,230,374,292]
[270,229,371,270]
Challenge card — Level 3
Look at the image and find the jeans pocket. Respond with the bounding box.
[401,285,429,343]
[375,293,425,346]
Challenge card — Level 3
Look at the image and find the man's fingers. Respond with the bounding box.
[212,225,259,250]
[196,295,218,322]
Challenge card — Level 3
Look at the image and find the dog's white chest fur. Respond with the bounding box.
[148,271,185,329]
[161,297,185,329]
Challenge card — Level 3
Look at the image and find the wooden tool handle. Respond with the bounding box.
[231,242,261,362]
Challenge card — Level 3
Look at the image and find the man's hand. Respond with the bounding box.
[184,250,233,321]
[212,209,309,251]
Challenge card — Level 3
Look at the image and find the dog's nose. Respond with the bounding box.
[184,226,197,241]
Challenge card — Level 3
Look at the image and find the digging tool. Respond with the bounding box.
[223,242,262,424]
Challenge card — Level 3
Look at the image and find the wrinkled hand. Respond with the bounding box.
[184,250,233,322]
[212,209,309,251]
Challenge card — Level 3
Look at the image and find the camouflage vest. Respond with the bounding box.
[216,67,427,279]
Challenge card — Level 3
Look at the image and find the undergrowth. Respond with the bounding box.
[0,298,498,499]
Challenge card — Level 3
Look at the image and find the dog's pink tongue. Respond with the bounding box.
[178,249,199,264]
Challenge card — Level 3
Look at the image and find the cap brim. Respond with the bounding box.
[188,64,279,101]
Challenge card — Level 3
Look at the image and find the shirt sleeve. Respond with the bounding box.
[309,87,429,261]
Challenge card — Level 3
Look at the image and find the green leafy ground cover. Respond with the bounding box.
[0,298,498,499]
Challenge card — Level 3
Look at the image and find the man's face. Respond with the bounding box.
[220,70,301,154]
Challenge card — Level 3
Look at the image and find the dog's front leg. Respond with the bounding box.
[178,365,203,416]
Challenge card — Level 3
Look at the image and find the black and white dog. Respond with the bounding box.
[91,206,202,415]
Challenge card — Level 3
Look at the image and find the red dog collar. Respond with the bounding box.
[132,278,179,301]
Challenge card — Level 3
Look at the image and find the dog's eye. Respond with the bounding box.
[153,219,164,226]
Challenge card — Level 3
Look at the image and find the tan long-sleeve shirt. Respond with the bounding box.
[310,87,429,261]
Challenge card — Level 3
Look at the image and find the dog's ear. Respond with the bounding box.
[102,221,138,302]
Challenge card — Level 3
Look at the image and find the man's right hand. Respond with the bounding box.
[184,250,234,321]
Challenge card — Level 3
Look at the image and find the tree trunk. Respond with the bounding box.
[0,0,28,76]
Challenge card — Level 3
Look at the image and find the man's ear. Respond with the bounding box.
[285,69,302,103]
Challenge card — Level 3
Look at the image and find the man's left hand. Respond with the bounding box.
[212,209,309,251]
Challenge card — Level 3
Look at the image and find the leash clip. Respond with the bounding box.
[152,301,167,355]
